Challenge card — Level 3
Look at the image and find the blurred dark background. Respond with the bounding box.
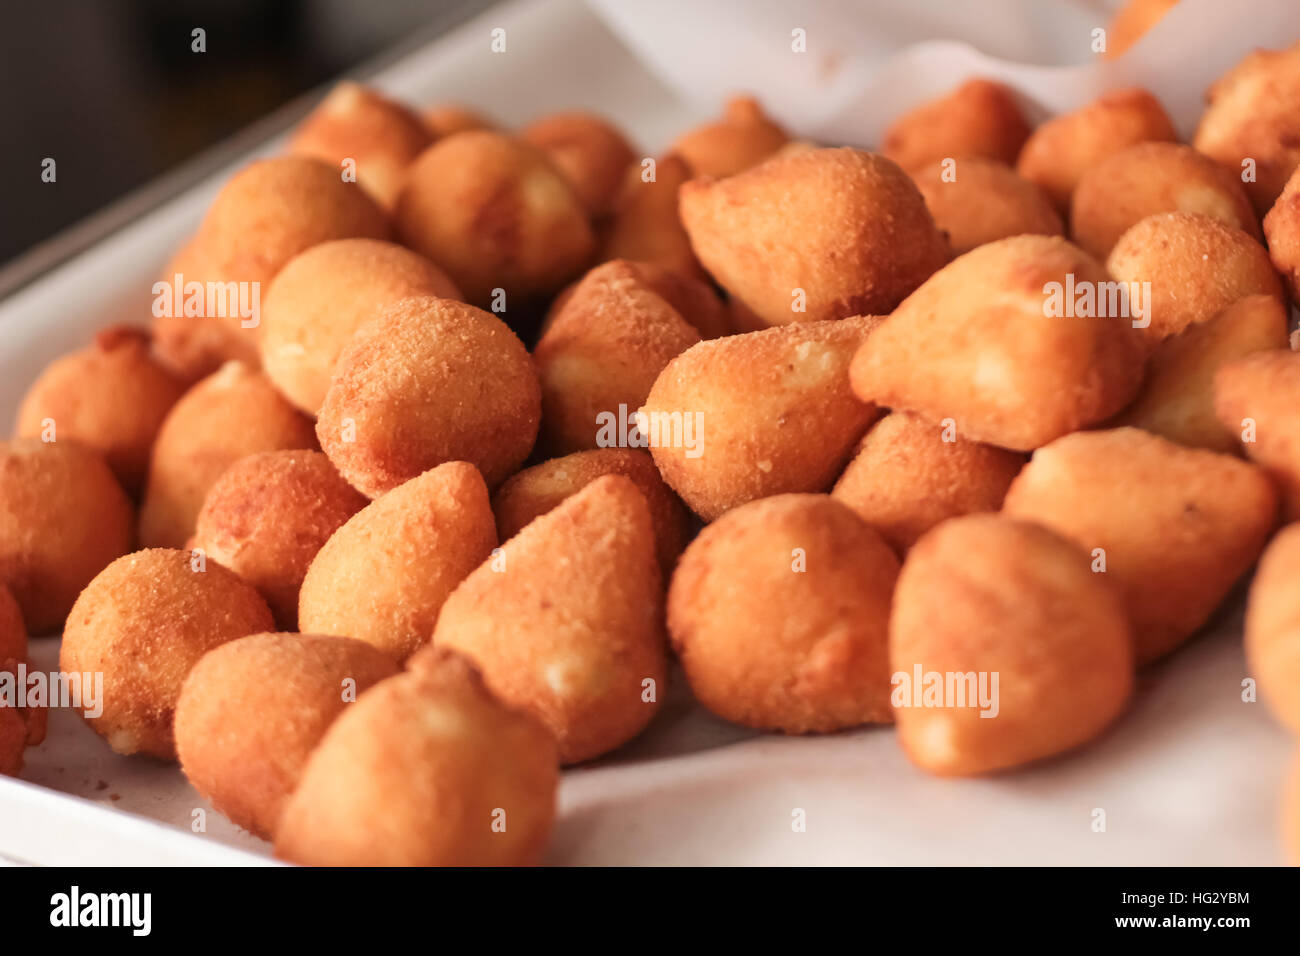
[0,0,493,271]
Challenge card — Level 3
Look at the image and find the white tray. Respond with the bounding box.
[0,0,1295,865]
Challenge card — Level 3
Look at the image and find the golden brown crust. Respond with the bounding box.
[534,260,702,454]
[521,111,637,217]
[1262,165,1300,304]
[422,102,496,139]
[1112,294,1288,452]
[1245,525,1300,735]
[195,156,390,291]
[59,549,274,759]
[260,238,461,415]
[151,238,262,382]
[670,96,789,179]
[1214,348,1300,521]
[0,584,41,776]
[492,448,691,575]
[191,450,368,629]
[643,317,881,521]
[912,157,1063,255]
[680,147,949,327]
[298,461,497,663]
[617,259,729,339]
[138,362,317,549]
[275,651,558,866]
[601,154,705,280]
[1071,142,1260,259]
[155,157,389,383]
[881,79,1031,172]
[831,411,1025,552]
[430,475,666,764]
[175,631,398,839]
[0,439,133,633]
[0,584,24,666]
[316,297,540,496]
[15,328,186,494]
[1015,87,1177,213]
[1002,427,1278,663]
[890,514,1133,775]
[1193,42,1300,214]
[851,235,1146,451]
[668,494,899,733]
[395,131,595,306]
[1106,211,1284,344]
[289,82,433,210]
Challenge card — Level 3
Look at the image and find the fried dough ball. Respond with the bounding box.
[191,451,367,629]
[1244,524,1300,735]
[0,707,24,777]
[298,461,497,663]
[493,448,690,575]
[621,259,729,338]
[395,131,595,306]
[1113,294,1287,452]
[15,326,186,493]
[431,475,666,764]
[679,147,949,328]
[881,79,1031,171]
[175,632,398,838]
[534,260,703,454]
[851,235,1145,451]
[0,585,42,777]
[601,153,703,280]
[1106,212,1284,344]
[194,156,390,291]
[155,157,390,379]
[1262,166,1300,304]
[0,439,133,633]
[1215,349,1300,521]
[139,362,317,549]
[1071,142,1260,259]
[1002,427,1277,663]
[276,649,558,866]
[891,514,1133,776]
[316,297,539,496]
[670,96,789,179]
[260,239,461,415]
[422,102,496,138]
[831,411,1024,553]
[912,157,1063,255]
[667,494,899,733]
[0,585,23,666]
[1194,42,1300,214]
[521,111,637,217]
[1105,0,1179,59]
[60,549,274,759]
[288,82,432,210]
[642,317,881,522]
[540,262,727,342]
[151,237,262,382]
[1015,88,1177,214]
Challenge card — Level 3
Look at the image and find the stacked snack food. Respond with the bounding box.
[4,34,1300,866]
